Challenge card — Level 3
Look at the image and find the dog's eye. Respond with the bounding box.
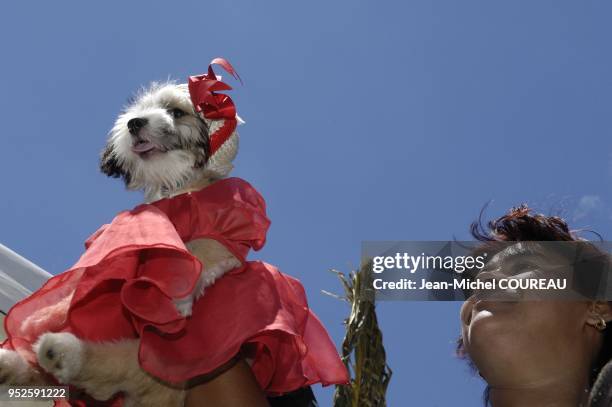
[169,108,186,119]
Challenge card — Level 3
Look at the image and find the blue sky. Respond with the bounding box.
[1,1,611,405]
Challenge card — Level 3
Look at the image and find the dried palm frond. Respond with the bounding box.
[326,261,392,407]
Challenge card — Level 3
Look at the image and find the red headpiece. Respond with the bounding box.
[188,58,242,155]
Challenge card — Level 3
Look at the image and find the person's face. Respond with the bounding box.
[459,243,602,387]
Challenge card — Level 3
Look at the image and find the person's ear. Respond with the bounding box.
[586,301,612,331]
[460,296,477,326]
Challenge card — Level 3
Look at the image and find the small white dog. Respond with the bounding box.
[0,76,244,406]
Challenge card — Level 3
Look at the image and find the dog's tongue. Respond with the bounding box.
[132,141,156,153]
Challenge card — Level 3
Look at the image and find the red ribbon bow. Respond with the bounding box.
[188,58,242,154]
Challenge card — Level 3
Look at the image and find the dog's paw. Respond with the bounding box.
[205,258,241,283]
[34,333,84,384]
[197,258,242,295]
[172,258,242,318]
[0,348,33,385]
[173,296,194,317]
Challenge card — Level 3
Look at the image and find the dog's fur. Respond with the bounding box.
[0,82,242,406]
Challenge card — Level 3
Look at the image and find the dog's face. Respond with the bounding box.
[101,82,210,199]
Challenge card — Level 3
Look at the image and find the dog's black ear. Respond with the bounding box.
[100,144,131,185]
[193,116,211,168]
[100,144,122,177]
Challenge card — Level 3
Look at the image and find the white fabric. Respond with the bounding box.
[0,243,51,313]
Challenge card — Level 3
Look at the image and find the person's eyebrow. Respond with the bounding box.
[497,244,547,262]
[509,244,536,256]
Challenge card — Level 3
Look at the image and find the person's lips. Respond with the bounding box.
[472,298,518,319]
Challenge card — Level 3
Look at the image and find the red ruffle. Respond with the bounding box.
[3,178,349,405]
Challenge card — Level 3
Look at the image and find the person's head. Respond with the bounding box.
[458,204,612,399]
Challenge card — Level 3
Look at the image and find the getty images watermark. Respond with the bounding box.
[361,241,612,301]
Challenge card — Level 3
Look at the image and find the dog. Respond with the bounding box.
[0,79,243,406]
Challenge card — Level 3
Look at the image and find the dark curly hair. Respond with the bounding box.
[457,204,612,405]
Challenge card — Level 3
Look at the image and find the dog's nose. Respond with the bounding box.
[127,117,148,135]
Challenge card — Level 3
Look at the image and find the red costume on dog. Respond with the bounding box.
[4,177,349,405]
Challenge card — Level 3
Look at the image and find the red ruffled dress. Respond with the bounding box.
[2,177,349,405]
